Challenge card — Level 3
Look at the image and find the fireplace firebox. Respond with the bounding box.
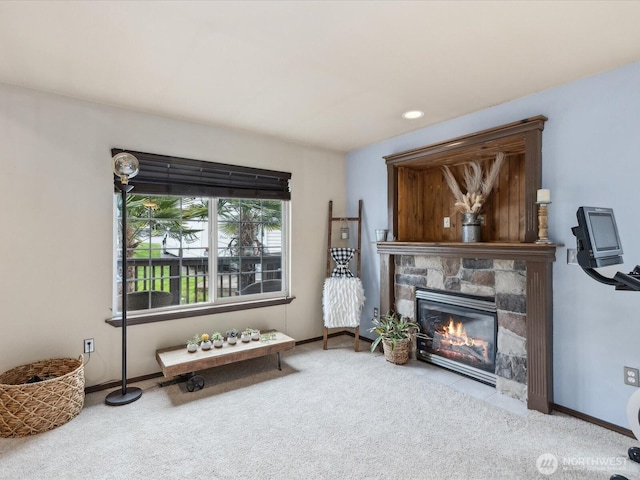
[416,288,498,385]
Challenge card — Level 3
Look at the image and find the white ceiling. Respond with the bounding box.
[1,1,640,153]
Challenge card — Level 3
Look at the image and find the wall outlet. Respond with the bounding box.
[567,248,578,265]
[443,217,450,228]
[373,308,379,318]
[625,366,639,387]
[84,338,95,354]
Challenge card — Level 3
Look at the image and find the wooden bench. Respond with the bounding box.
[155,331,295,391]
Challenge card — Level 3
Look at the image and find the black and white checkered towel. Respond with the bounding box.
[330,247,355,277]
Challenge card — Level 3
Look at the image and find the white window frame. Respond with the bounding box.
[111,195,290,323]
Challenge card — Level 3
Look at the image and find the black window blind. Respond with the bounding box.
[112,149,291,200]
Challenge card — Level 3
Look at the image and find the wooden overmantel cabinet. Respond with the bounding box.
[384,116,547,243]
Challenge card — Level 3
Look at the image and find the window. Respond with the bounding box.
[112,149,291,322]
[216,198,284,298]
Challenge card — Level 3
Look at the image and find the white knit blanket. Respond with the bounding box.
[322,277,365,328]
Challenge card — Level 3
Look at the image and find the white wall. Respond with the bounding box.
[347,61,640,428]
[0,83,346,387]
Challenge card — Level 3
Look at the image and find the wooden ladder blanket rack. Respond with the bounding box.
[323,199,363,351]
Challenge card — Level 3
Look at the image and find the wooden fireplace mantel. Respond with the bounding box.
[376,241,558,261]
[378,117,556,414]
[377,241,559,414]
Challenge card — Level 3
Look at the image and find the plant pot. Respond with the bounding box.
[241,334,251,343]
[201,340,212,350]
[375,229,388,242]
[227,336,237,345]
[461,213,481,243]
[382,338,410,365]
[187,344,198,353]
[213,339,223,348]
[251,331,261,341]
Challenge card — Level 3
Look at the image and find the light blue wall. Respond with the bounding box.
[347,61,640,428]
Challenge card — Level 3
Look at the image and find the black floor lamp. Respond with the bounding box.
[106,152,143,406]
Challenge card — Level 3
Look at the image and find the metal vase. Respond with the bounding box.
[461,213,481,242]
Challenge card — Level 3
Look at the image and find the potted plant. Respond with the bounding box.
[187,335,200,353]
[211,332,224,348]
[241,329,252,343]
[226,329,238,345]
[368,312,418,365]
[260,331,276,343]
[249,328,261,341]
[200,333,212,350]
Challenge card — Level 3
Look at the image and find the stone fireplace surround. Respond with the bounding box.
[396,255,527,401]
[377,242,557,414]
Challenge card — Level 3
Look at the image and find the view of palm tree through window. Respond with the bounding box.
[114,194,285,313]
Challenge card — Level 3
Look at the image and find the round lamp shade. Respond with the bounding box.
[113,152,139,184]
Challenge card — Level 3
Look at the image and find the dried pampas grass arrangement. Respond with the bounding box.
[442,152,505,214]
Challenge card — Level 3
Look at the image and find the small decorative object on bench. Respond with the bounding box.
[200,333,212,351]
[226,329,238,345]
[249,328,261,341]
[0,357,85,437]
[261,332,277,343]
[187,336,199,353]
[241,329,252,343]
[369,312,418,365]
[211,332,224,348]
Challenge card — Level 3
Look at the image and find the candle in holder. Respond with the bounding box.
[536,188,550,203]
[535,190,553,244]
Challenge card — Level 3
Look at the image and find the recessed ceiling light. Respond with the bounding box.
[402,110,424,120]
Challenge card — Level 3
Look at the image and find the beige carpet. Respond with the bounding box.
[1,337,639,480]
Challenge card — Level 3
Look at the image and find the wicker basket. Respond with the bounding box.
[382,338,410,365]
[0,357,85,437]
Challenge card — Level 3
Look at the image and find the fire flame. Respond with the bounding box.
[434,317,490,363]
[445,318,473,346]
